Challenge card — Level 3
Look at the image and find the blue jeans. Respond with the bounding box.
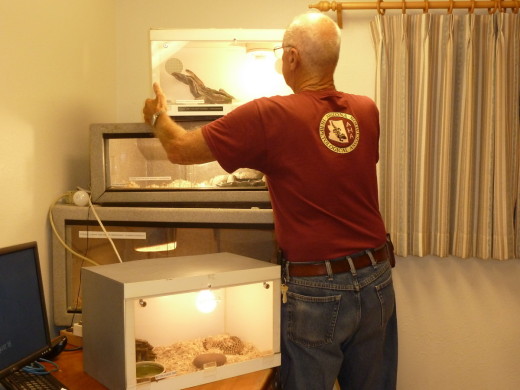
[280,259,397,390]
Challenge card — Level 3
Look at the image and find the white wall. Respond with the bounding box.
[0,0,117,321]
[1,0,519,389]
[395,255,520,389]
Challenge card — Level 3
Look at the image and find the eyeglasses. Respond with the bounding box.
[273,46,293,59]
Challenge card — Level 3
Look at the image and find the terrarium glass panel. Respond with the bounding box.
[106,135,266,190]
[65,223,275,314]
[133,282,275,383]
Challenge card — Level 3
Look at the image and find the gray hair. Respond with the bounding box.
[283,12,341,73]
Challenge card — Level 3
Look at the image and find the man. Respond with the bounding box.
[143,12,397,390]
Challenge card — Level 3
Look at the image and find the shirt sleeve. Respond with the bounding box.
[201,100,268,173]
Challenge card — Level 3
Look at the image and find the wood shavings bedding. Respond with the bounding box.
[152,334,262,376]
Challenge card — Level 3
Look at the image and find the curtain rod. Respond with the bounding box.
[309,1,520,27]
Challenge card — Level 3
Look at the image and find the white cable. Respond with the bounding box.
[85,194,123,263]
[49,191,123,265]
[48,194,100,266]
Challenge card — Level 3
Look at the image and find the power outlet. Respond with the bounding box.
[73,322,83,337]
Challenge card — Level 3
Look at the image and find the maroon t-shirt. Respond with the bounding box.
[202,90,387,261]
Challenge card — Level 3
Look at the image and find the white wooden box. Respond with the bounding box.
[149,29,292,119]
[82,252,281,390]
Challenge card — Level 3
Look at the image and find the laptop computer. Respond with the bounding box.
[0,242,68,390]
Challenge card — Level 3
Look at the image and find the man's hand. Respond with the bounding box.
[142,82,215,164]
[143,82,168,126]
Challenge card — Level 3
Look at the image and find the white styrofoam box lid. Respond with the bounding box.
[82,252,279,299]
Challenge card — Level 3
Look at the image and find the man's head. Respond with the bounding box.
[281,12,341,90]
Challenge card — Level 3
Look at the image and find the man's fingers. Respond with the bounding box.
[152,82,168,110]
[153,82,164,98]
[144,83,167,126]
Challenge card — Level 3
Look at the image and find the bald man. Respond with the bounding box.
[144,12,397,390]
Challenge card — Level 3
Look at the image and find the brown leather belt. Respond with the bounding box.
[286,243,389,277]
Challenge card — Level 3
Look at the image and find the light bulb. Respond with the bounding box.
[73,190,90,207]
[196,290,218,313]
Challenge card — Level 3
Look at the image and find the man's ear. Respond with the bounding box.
[286,47,299,70]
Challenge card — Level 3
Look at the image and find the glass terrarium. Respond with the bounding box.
[82,252,281,390]
[89,123,271,206]
[50,204,275,327]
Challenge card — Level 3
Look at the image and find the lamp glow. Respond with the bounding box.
[246,48,273,60]
[196,290,218,313]
[135,241,177,253]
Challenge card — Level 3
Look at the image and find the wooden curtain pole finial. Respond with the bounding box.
[308,1,332,11]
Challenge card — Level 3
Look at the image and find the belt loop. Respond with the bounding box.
[346,256,357,276]
[366,249,377,267]
[325,260,334,280]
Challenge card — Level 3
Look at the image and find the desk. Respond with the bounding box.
[46,348,274,390]
[48,349,107,390]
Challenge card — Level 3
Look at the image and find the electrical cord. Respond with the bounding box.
[22,359,59,375]
[83,190,122,263]
[48,193,100,266]
[68,206,89,328]
[64,346,83,352]
[48,189,123,265]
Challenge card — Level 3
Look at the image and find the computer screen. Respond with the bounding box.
[0,242,51,378]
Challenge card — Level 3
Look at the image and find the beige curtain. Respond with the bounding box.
[371,12,520,260]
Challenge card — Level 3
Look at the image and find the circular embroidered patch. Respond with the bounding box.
[319,112,360,153]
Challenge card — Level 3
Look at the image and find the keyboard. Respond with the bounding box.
[1,370,68,390]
